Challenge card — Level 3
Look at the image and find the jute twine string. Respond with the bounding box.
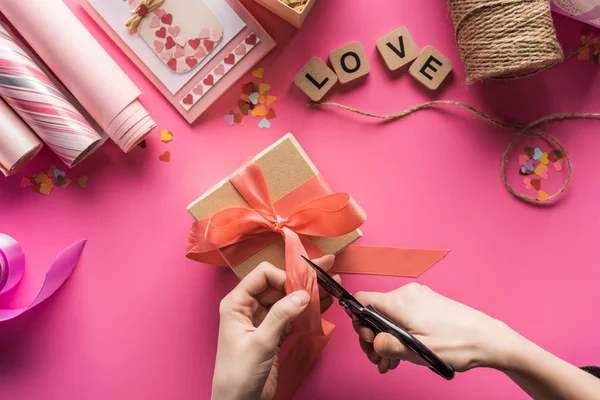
[448,0,564,81]
[308,100,600,204]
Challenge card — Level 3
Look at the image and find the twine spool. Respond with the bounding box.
[448,0,564,81]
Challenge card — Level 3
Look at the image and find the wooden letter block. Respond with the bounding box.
[293,57,338,102]
[328,41,370,84]
[376,27,419,71]
[409,46,453,90]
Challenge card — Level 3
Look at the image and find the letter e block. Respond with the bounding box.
[329,42,370,84]
[409,46,453,90]
[376,27,419,71]
[294,57,338,102]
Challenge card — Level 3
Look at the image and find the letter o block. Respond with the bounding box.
[409,46,453,90]
[293,57,338,102]
[329,42,370,84]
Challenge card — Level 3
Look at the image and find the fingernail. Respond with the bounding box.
[292,291,310,306]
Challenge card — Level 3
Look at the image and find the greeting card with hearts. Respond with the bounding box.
[81,0,275,123]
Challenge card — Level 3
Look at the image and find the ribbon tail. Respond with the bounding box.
[0,239,86,321]
[331,246,449,277]
[274,319,335,400]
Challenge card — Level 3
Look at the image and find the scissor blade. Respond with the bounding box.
[301,255,353,300]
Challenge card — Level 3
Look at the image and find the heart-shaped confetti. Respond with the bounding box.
[266,108,276,120]
[252,105,266,117]
[47,165,57,177]
[182,94,193,105]
[203,74,214,86]
[538,190,549,201]
[535,164,548,179]
[53,168,66,179]
[259,83,271,94]
[186,57,198,68]
[258,118,271,128]
[549,149,564,162]
[252,67,264,79]
[214,64,225,76]
[184,44,196,57]
[174,46,184,58]
[39,183,52,196]
[234,113,244,124]
[538,152,549,165]
[165,36,176,49]
[212,29,222,42]
[249,92,259,104]
[240,94,250,102]
[203,40,215,52]
[553,159,564,171]
[168,26,180,37]
[153,40,164,52]
[193,84,204,95]
[156,27,167,38]
[154,7,166,17]
[242,83,255,94]
[266,95,277,106]
[174,35,187,48]
[161,129,173,143]
[523,178,532,189]
[224,114,235,126]
[195,46,207,58]
[77,175,88,188]
[224,53,235,65]
[161,49,173,62]
[258,94,265,104]
[533,147,543,160]
[239,102,250,116]
[198,27,210,39]
[167,57,177,71]
[188,38,200,50]
[235,44,246,56]
[518,154,529,166]
[159,151,171,162]
[137,4,148,16]
[531,179,541,190]
[245,34,257,45]
[524,147,534,158]
[20,177,31,188]
[161,13,173,25]
[150,15,160,28]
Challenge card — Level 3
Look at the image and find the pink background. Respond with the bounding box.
[1,1,599,399]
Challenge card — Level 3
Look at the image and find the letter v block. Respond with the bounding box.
[294,57,338,102]
[376,27,419,71]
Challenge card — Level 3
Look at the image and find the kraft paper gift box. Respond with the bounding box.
[187,133,362,278]
[254,0,316,29]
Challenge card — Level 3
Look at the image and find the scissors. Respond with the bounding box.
[302,256,455,380]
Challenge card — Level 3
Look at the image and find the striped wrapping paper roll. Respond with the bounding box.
[0,24,102,168]
[0,98,42,176]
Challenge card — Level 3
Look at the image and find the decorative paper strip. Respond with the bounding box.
[0,99,42,176]
[2,0,156,153]
[180,33,260,110]
[0,25,103,168]
[0,234,86,321]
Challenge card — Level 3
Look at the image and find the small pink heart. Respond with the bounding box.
[195,46,207,58]
[160,48,172,61]
[518,155,529,166]
[174,46,184,58]
[186,57,198,68]
[174,35,187,48]
[154,7,166,18]
[167,57,177,71]
[153,40,164,53]
[168,26,181,37]
[149,15,160,29]
[538,166,549,179]
[198,27,210,39]
[235,43,246,56]
[211,29,222,42]
[184,44,196,57]
[523,178,532,190]
[553,159,564,171]
[214,63,225,76]
[193,84,204,95]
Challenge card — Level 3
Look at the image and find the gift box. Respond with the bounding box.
[187,133,362,278]
[254,0,316,29]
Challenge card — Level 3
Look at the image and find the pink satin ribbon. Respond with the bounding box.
[0,234,86,321]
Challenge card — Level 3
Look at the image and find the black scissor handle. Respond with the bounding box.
[360,305,455,380]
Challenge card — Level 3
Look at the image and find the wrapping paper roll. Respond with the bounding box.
[1,0,156,153]
[0,25,103,168]
[0,99,42,176]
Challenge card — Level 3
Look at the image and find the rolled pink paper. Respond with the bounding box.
[1,0,156,153]
[0,25,103,168]
[0,99,42,176]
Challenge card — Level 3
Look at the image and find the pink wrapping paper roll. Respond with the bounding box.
[0,25,103,168]
[1,0,156,153]
[0,99,42,176]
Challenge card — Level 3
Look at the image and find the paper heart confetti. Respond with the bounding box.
[224,114,235,126]
[77,175,88,188]
[553,159,564,171]
[203,40,215,52]
[159,151,171,162]
[174,46,184,58]
[150,15,160,29]
[154,40,164,53]
[156,27,167,39]
[182,94,193,105]
[531,179,541,190]
[249,92,259,104]
[154,7,166,18]
[538,190,549,201]
[198,27,210,39]
[168,26,181,37]
[20,177,31,188]
[523,178,532,189]
[266,95,277,106]
[548,149,565,162]
[524,147,534,158]
[188,38,200,50]
[266,108,276,120]
[184,45,196,57]
[252,105,266,117]
[53,168,66,179]
[538,152,549,165]
[535,164,548,179]
[203,74,214,86]
[235,44,246,56]
[258,118,271,128]
[39,183,52,196]
[174,35,187,48]
[161,13,173,25]
[259,83,271,95]
[161,129,173,143]
[161,49,173,62]
[186,57,198,68]
[165,36,176,50]
[195,46,207,58]
[252,67,265,79]
[533,147,543,160]
[214,64,225,76]
[212,29,222,42]
[518,154,529,166]
[167,57,177,71]
[224,53,235,65]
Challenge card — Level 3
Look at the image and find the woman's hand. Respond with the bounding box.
[212,256,337,400]
[354,283,517,374]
